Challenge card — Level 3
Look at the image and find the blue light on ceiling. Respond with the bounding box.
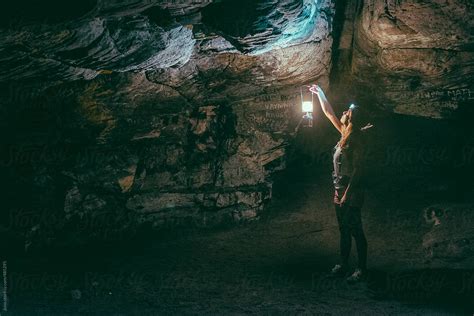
[251,0,319,55]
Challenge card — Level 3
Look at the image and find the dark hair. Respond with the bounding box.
[348,105,371,148]
[339,104,372,148]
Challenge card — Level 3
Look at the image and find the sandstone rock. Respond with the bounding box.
[126,192,201,214]
[188,163,215,189]
[201,0,332,54]
[117,164,137,193]
[82,194,107,212]
[341,0,474,119]
[141,171,187,191]
[64,186,82,214]
[216,193,238,208]
[235,191,263,208]
[218,154,265,188]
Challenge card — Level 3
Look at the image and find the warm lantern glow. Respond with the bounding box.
[302,101,313,112]
[299,86,314,128]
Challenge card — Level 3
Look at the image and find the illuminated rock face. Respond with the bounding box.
[1,0,472,115]
[201,0,325,54]
[0,0,334,87]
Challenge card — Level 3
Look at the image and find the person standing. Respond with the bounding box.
[309,84,373,282]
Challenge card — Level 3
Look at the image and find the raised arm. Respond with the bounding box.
[309,85,343,134]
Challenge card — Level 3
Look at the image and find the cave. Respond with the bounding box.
[0,0,473,314]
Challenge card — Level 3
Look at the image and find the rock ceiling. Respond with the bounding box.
[1,0,473,118]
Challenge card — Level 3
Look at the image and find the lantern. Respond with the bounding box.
[300,87,314,127]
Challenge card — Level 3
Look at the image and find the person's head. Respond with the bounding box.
[340,108,352,126]
[339,103,369,147]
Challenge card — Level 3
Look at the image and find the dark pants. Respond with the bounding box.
[335,203,367,271]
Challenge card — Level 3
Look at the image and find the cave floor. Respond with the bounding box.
[8,168,474,315]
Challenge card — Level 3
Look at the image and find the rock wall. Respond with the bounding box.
[0,0,336,249]
[1,0,474,251]
[0,72,307,249]
[331,0,474,119]
[0,0,334,85]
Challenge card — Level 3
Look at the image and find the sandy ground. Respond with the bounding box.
[5,167,474,315]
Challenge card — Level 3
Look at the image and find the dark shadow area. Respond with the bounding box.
[0,0,96,27]
[366,268,474,314]
[201,0,262,38]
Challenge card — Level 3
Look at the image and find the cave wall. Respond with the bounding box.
[0,72,308,249]
[330,0,474,119]
[0,0,337,249]
[1,0,473,251]
[0,0,335,86]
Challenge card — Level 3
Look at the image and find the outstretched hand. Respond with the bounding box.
[308,84,321,94]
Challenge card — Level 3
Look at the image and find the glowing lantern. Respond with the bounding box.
[302,101,314,112]
[300,87,314,127]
